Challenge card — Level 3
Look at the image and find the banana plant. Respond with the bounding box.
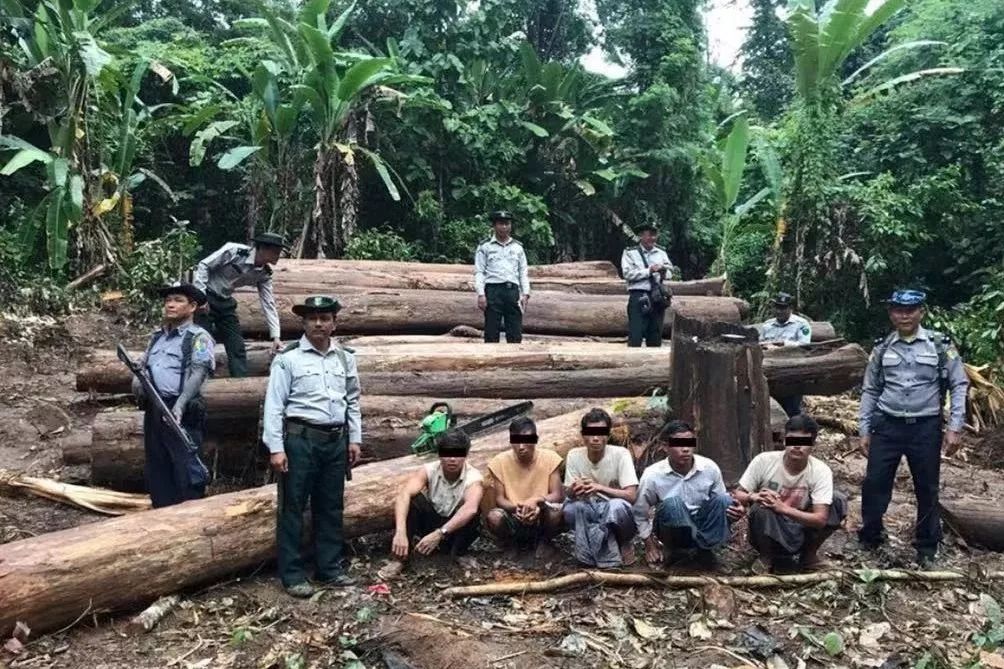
[0,0,129,271]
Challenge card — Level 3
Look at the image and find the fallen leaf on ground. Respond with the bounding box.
[688,619,712,640]
[980,651,1004,669]
[859,622,891,649]
[631,617,665,640]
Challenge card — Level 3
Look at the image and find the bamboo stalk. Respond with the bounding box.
[441,568,1004,597]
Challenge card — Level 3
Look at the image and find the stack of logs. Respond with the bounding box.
[68,259,867,491]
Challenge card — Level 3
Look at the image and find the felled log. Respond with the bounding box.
[759,342,868,397]
[235,289,747,338]
[441,569,1004,598]
[273,258,620,279]
[0,398,649,638]
[266,264,724,297]
[77,341,669,393]
[127,595,181,634]
[84,397,601,491]
[940,499,1004,552]
[670,315,771,482]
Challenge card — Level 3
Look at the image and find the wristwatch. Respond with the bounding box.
[438,527,449,537]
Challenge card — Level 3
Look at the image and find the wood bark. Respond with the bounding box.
[670,314,772,483]
[940,499,1004,552]
[84,398,603,491]
[235,288,747,338]
[0,399,649,638]
[273,259,621,279]
[267,265,724,297]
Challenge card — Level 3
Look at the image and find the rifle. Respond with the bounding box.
[116,343,209,486]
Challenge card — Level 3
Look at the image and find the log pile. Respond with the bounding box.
[0,399,651,638]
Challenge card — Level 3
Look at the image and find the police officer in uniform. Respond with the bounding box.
[473,211,531,343]
[132,282,216,508]
[759,292,812,416]
[193,232,287,377]
[620,222,674,347]
[858,290,969,566]
[263,295,362,597]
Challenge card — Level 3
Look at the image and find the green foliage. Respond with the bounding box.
[344,226,416,261]
[929,271,1004,368]
[116,225,201,319]
[972,593,1004,651]
[740,0,793,121]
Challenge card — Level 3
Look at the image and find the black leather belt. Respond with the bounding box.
[879,412,938,425]
[285,416,345,433]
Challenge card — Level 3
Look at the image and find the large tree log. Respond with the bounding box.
[273,259,621,279]
[265,265,724,297]
[235,288,747,338]
[758,342,867,397]
[940,498,1004,552]
[84,397,604,491]
[77,341,671,394]
[670,315,771,483]
[0,399,650,638]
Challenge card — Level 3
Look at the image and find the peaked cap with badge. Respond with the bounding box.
[771,292,794,307]
[884,289,927,307]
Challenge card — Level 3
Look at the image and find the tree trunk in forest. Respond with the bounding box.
[82,397,604,491]
[670,314,773,483]
[335,115,359,257]
[0,399,651,638]
[234,289,747,338]
[939,499,1004,552]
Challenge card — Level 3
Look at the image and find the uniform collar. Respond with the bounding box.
[893,326,930,344]
[244,247,258,266]
[639,244,659,254]
[665,455,704,478]
[491,235,515,246]
[161,320,194,337]
[298,334,337,355]
[772,317,792,327]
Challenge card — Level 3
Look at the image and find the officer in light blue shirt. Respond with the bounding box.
[759,292,812,416]
[262,295,362,597]
[474,211,531,343]
[132,282,216,508]
[858,289,969,566]
[620,222,673,348]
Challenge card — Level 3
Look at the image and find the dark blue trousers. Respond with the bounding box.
[143,397,206,508]
[859,413,942,555]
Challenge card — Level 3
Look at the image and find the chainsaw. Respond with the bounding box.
[409,400,534,455]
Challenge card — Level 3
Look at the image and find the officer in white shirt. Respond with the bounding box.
[473,211,531,343]
[620,223,673,347]
[758,292,812,416]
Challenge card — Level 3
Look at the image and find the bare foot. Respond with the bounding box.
[377,560,405,581]
[620,543,637,567]
[533,540,558,562]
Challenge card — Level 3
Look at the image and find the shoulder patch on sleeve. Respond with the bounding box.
[800,325,810,335]
[192,333,215,364]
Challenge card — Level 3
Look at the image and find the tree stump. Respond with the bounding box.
[669,313,772,483]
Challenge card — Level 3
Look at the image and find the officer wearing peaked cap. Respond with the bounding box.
[758,292,812,416]
[858,289,969,567]
[474,210,531,343]
[193,232,288,377]
[620,222,674,347]
[133,282,216,508]
[262,295,362,597]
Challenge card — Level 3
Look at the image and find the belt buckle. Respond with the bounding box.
[905,417,917,425]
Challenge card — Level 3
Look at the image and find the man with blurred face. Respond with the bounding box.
[262,295,362,597]
[133,282,215,508]
[621,222,674,348]
[759,292,812,416]
[562,408,639,567]
[734,415,846,572]
[858,289,969,567]
[483,417,563,556]
[633,420,740,567]
[388,429,484,573]
[473,210,530,343]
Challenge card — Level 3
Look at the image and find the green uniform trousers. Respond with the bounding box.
[195,291,247,378]
[276,427,348,587]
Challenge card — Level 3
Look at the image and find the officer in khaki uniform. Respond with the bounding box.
[473,210,531,343]
[194,232,287,377]
[858,290,969,566]
[262,295,362,597]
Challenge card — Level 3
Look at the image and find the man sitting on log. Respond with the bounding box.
[474,210,531,343]
[758,292,812,416]
[562,408,639,567]
[733,414,847,573]
[620,222,673,348]
[483,417,564,557]
[133,282,216,508]
[193,232,288,376]
[388,429,484,572]
[633,420,737,568]
[262,295,362,597]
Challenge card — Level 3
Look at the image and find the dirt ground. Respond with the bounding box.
[2,313,1004,669]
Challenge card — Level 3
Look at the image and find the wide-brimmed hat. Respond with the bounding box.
[885,289,927,307]
[157,282,207,306]
[291,295,342,317]
[252,232,290,250]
